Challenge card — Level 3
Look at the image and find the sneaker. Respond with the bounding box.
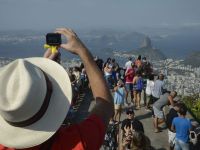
[124,103,129,107]
[136,106,141,109]
[154,129,161,133]
[145,108,151,112]
[130,102,134,107]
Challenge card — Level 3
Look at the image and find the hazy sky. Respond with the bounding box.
[0,0,200,30]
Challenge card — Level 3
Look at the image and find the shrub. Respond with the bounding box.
[183,94,200,122]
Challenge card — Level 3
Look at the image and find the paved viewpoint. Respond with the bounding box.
[73,90,170,150]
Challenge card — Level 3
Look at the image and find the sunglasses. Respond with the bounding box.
[126,111,134,115]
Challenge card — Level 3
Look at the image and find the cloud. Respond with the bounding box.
[160,22,172,27]
[183,22,200,27]
[47,0,65,1]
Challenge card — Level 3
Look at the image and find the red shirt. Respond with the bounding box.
[135,60,142,68]
[125,68,135,83]
[0,115,105,150]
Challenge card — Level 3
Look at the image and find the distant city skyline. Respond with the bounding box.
[0,0,200,30]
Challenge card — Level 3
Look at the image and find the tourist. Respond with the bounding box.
[118,67,126,82]
[145,74,155,111]
[152,73,165,102]
[121,108,144,150]
[121,130,154,150]
[69,72,80,105]
[125,57,133,70]
[103,57,112,70]
[72,66,81,89]
[94,56,104,71]
[133,71,144,109]
[121,108,144,134]
[104,57,113,89]
[125,63,135,106]
[134,55,142,70]
[80,66,88,89]
[141,57,153,78]
[0,28,114,150]
[171,104,192,150]
[113,80,126,122]
[111,58,120,86]
[166,103,183,150]
[141,56,153,106]
[153,91,177,133]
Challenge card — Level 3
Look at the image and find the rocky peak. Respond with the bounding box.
[140,36,152,49]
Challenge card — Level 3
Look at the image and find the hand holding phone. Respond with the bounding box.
[55,28,87,55]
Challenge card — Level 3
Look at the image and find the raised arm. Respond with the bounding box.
[43,48,59,60]
[43,48,61,63]
[132,76,137,85]
[168,95,175,107]
[56,28,114,126]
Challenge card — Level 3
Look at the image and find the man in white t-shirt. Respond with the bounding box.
[125,57,133,70]
[145,74,154,110]
[152,74,165,102]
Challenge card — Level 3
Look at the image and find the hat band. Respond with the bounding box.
[5,71,53,127]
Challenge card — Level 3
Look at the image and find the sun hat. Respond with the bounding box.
[0,57,72,149]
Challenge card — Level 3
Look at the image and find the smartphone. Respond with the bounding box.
[46,33,62,46]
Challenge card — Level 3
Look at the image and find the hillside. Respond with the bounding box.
[184,51,200,67]
[0,28,200,60]
[127,36,166,61]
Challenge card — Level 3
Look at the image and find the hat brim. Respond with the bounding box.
[0,57,72,148]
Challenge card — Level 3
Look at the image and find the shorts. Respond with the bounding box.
[132,85,137,91]
[153,106,164,119]
[152,96,159,103]
[114,104,122,110]
[105,75,113,89]
[168,130,176,146]
[125,83,133,91]
[146,94,152,104]
[136,89,142,93]
[175,139,189,150]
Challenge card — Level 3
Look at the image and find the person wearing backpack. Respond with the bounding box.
[133,71,143,109]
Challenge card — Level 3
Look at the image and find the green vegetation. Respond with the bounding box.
[183,94,200,122]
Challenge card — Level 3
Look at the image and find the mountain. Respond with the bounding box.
[184,51,200,67]
[148,27,200,58]
[137,47,166,61]
[80,29,145,51]
[138,36,166,60]
[140,36,152,49]
[123,47,166,61]
[0,28,200,60]
[112,36,166,62]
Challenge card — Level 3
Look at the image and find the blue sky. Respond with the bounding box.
[0,0,200,30]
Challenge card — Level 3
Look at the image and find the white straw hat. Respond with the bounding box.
[0,58,72,149]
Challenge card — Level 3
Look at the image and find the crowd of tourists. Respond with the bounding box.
[91,53,199,149]
[0,28,199,150]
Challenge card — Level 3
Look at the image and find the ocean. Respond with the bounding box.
[1,28,200,61]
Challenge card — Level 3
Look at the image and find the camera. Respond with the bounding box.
[46,33,62,46]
